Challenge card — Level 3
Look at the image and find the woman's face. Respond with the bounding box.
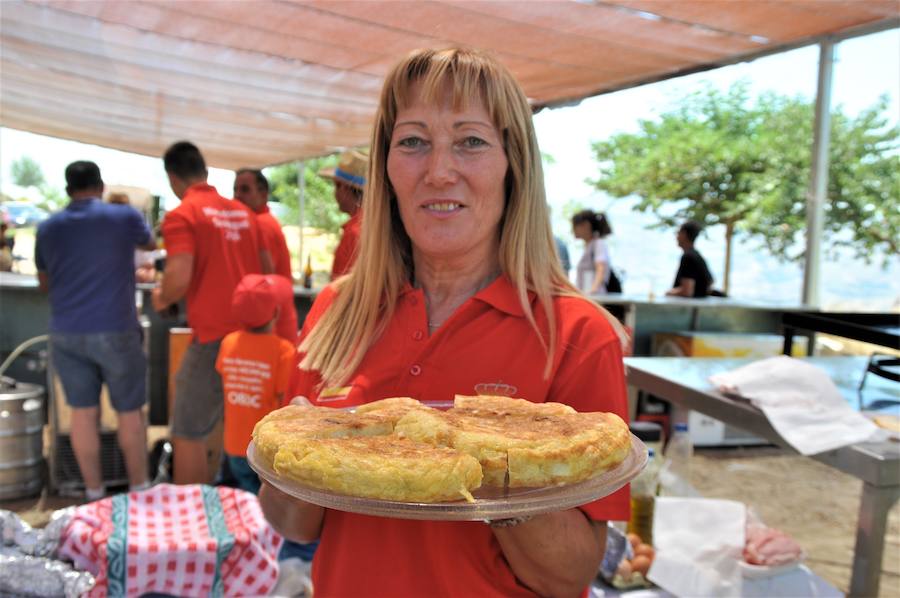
[387,84,508,263]
[573,220,592,241]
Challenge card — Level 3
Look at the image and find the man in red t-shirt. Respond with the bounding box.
[152,141,272,484]
[233,168,299,343]
[317,149,368,279]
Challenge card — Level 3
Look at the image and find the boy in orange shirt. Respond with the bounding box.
[216,274,296,493]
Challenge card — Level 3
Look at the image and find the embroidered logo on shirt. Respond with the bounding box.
[318,385,353,403]
[473,382,518,397]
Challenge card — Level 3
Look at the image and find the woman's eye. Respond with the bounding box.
[397,137,424,149]
[461,136,487,148]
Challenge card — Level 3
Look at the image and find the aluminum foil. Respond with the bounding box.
[1,508,73,557]
[0,509,94,597]
[0,549,95,597]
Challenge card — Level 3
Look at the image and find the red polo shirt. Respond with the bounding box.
[256,206,292,279]
[162,183,263,342]
[292,276,630,597]
[330,210,361,279]
[255,206,299,343]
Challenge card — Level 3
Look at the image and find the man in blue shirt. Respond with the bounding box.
[36,161,155,500]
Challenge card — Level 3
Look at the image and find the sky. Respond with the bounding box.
[1,29,898,306]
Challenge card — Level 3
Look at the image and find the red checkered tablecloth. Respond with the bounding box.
[58,484,283,597]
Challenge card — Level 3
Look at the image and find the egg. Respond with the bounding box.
[616,559,633,580]
[632,555,652,576]
[634,544,656,560]
[627,532,642,549]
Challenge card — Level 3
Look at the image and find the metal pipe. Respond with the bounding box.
[802,39,835,307]
[296,160,305,275]
[0,335,48,379]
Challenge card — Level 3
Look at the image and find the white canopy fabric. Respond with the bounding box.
[1,0,897,169]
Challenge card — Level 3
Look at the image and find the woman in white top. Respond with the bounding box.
[572,209,613,295]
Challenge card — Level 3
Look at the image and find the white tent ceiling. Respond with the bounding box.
[1,0,897,169]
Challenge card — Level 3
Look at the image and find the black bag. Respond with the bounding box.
[607,268,622,293]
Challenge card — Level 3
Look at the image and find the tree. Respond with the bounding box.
[589,82,899,293]
[10,156,45,188]
[8,155,66,212]
[267,154,345,234]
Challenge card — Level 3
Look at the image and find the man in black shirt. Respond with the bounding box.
[666,220,713,298]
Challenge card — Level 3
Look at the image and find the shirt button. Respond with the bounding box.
[410,365,422,376]
[413,330,424,341]
[409,296,418,305]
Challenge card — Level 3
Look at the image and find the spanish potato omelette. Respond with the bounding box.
[252,395,630,503]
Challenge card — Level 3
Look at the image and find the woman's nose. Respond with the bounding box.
[424,144,457,186]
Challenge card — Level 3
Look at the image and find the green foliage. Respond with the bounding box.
[589,82,899,267]
[8,155,66,212]
[267,155,346,234]
[10,156,45,188]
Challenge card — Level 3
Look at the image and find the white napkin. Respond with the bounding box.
[708,355,885,455]
[647,497,745,597]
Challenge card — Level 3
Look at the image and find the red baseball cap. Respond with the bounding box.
[231,274,292,329]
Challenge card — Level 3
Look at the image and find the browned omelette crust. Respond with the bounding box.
[354,396,431,419]
[253,398,433,468]
[253,406,391,467]
[453,394,576,416]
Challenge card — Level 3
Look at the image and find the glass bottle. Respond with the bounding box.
[628,448,658,545]
[303,255,313,289]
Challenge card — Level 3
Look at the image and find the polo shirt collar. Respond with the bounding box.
[342,210,362,230]
[256,204,270,215]
[476,275,528,317]
[183,182,216,199]
[399,274,528,318]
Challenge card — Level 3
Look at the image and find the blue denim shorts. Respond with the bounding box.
[50,329,147,412]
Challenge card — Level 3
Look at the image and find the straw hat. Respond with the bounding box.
[318,149,369,190]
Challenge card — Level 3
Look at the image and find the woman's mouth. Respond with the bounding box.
[424,201,463,213]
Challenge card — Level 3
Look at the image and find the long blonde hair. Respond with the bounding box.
[301,47,623,388]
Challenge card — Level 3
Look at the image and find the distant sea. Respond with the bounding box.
[555,196,900,312]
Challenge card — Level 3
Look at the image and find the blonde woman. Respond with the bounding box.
[260,47,628,597]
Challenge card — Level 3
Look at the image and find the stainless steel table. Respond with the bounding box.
[623,356,900,598]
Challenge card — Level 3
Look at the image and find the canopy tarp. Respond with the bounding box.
[1,0,897,169]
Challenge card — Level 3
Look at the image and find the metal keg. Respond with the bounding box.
[0,377,44,499]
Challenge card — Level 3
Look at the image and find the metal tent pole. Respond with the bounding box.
[802,39,834,308]
[296,160,305,277]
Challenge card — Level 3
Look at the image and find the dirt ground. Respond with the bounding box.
[692,446,900,597]
[3,445,898,597]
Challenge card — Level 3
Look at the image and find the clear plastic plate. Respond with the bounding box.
[247,434,647,521]
[740,554,806,579]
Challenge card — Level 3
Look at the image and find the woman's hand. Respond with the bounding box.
[492,509,607,598]
[258,481,326,543]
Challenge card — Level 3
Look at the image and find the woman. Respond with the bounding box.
[572,209,613,295]
[260,47,629,597]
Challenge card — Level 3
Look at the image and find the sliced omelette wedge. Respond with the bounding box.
[273,436,483,503]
